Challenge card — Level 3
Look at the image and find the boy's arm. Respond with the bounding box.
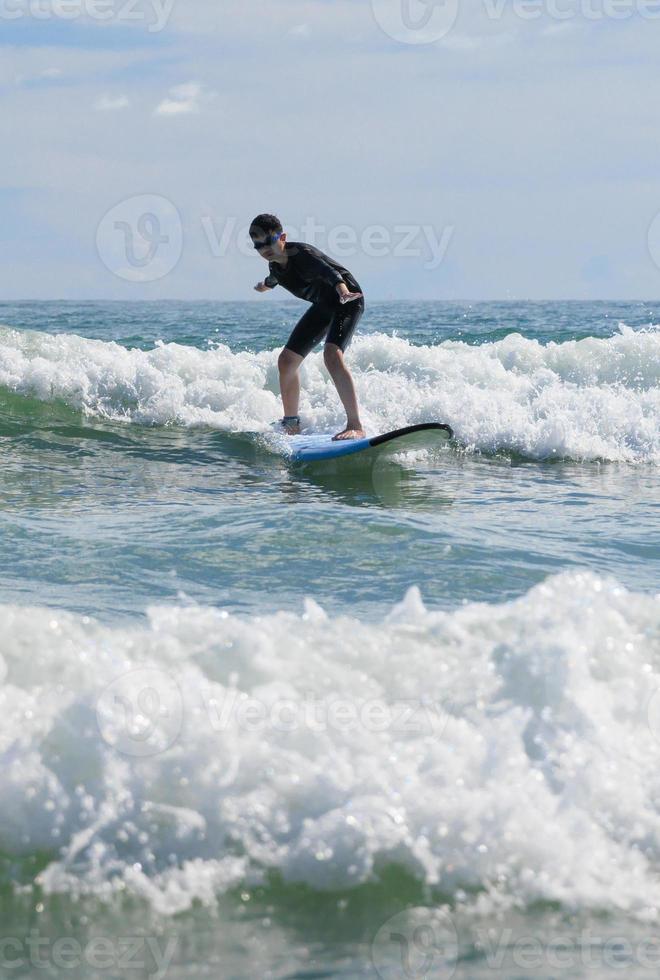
[294,247,345,289]
[294,246,362,303]
[254,264,279,292]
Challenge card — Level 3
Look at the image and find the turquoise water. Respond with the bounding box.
[0,300,659,978]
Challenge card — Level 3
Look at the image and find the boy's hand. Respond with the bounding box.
[336,282,362,304]
[254,281,271,293]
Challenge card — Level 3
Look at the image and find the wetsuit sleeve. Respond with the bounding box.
[294,247,344,289]
[264,264,279,289]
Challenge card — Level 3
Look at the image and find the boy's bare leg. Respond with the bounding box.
[323,344,365,441]
[277,348,303,434]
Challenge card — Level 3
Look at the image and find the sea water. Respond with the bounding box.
[0,300,658,979]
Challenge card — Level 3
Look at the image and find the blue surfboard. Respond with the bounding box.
[287,423,453,463]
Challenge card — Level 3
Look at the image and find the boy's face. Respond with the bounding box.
[251,230,286,261]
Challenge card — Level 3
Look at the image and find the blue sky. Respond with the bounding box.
[2,0,660,299]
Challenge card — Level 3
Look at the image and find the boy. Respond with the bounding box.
[251,213,365,441]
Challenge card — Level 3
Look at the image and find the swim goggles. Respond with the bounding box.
[252,233,282,251]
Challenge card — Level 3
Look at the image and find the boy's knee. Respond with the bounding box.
[278,349,299,374]
[323,345,343,370]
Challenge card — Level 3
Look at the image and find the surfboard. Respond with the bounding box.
[287,422,453,463]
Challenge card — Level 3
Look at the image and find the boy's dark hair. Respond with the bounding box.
[249,213,283,239]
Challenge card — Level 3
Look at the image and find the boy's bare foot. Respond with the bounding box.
[332,426,365,442]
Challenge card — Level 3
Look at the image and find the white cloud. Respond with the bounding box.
[155,81,206,116]
[95,95,130,110]
[14,67,63,86]
[0,46,161,88]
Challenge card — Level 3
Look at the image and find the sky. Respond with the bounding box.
[2,0,660,300]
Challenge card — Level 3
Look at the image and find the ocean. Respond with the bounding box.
[0,299,658,979]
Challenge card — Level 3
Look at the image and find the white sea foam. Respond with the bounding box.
[1,572,659,917]
[0,324,658,462]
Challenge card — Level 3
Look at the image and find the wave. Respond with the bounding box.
[1,571,660,917]
[0,324,659,462]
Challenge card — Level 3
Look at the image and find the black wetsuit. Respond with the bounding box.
[264,242,364,358]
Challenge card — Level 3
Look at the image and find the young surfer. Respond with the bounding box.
[250,213,365,441]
